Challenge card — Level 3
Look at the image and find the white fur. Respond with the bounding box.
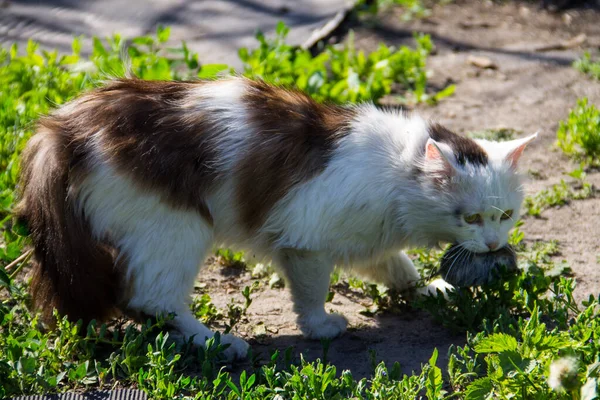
[76,79,534,360]
[186,79,250,170]
[76,163,249,360]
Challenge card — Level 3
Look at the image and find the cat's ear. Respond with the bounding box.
[504,133,538,168]
[425,138,455,177]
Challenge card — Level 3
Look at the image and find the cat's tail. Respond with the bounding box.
[15,119,120,326]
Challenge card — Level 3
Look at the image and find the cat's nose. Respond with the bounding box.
[486,241,499,251]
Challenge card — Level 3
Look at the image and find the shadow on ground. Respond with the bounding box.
[243,311,464,379]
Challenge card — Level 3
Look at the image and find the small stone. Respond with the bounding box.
[467,55,498,70]
[252,263,269,278]
[269,272,284,288]
[253,323,267,336]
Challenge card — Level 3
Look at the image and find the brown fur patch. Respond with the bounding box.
[16,123,122,325]
[65,78,221,222]
[428,123,488,166]
[16,78,227,324]
[237,80,355,231]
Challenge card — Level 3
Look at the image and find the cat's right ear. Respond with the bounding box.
[425,138,455,178]
[503,133,538,169]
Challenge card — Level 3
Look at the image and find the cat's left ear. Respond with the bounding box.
[425,138,455,177]
[504,133,538,168]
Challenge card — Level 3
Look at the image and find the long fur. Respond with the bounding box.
[16,77,535,360]
[16,122,121,325]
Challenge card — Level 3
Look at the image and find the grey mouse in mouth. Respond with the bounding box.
[439,244,518,287]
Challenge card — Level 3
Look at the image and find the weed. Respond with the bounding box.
[574,52,600,81]
[239,23,450,104]
[525,178,595,217]
[215,248,246,269]
[557,98,600,166]
[190,293,221,324]
[224,283,258,334]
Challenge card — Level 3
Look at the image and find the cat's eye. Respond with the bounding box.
[464,213,482,224]
[501,209,513,220]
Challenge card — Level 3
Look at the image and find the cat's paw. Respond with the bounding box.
[220,334,250,361]
[417,278,454,299]
[298,312,348,339]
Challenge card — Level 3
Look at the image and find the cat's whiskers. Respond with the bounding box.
[443,244,468,281]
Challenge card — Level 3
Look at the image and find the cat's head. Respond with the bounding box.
[418,124,537,254]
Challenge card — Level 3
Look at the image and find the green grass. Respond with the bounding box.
[525,178,594,217]
[557,98,600,167]
[1,24,599,400]
[2,226,599,398]
[523,98,600,217]
[239,22,454,104]
[574,52,600,81]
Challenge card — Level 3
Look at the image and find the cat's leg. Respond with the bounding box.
[354,251,453,297]
[115,210,248,361]
[79,165,248,360]
[275,249,347,339]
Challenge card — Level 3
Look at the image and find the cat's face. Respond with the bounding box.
[422,131,537,254]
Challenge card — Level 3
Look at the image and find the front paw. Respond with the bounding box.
[298,311,348,339]
[220,334,250,361]
[416,278,454,299]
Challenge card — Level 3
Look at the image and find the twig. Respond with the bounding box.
[9,250,33,280]
[302,7,351,50]
[4,249,33,272]
[534,33,586,52]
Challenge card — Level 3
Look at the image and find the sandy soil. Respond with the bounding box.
[199,0,600,378]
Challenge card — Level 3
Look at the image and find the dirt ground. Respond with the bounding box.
[198,0,600,378]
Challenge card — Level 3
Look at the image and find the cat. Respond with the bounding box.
[16,77,536,361]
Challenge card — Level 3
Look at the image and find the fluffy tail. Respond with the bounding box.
[16,120,120,326]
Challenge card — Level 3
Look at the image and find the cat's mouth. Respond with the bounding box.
[439,244,518,287]
[438,241,499,254]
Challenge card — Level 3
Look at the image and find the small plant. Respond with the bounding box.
[525,178,594,217]
[557,98,600,166]
[190,293,221,324]
[215,248,246,269]
[574,52,600,81]
[239,22,451,104]
[448,294,600,399]
[414,237,570,332]
[224,283,258,333]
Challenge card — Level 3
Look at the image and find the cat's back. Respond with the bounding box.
[30,77,360,233]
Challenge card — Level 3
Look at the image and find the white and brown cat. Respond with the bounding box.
[17,77,536,360]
